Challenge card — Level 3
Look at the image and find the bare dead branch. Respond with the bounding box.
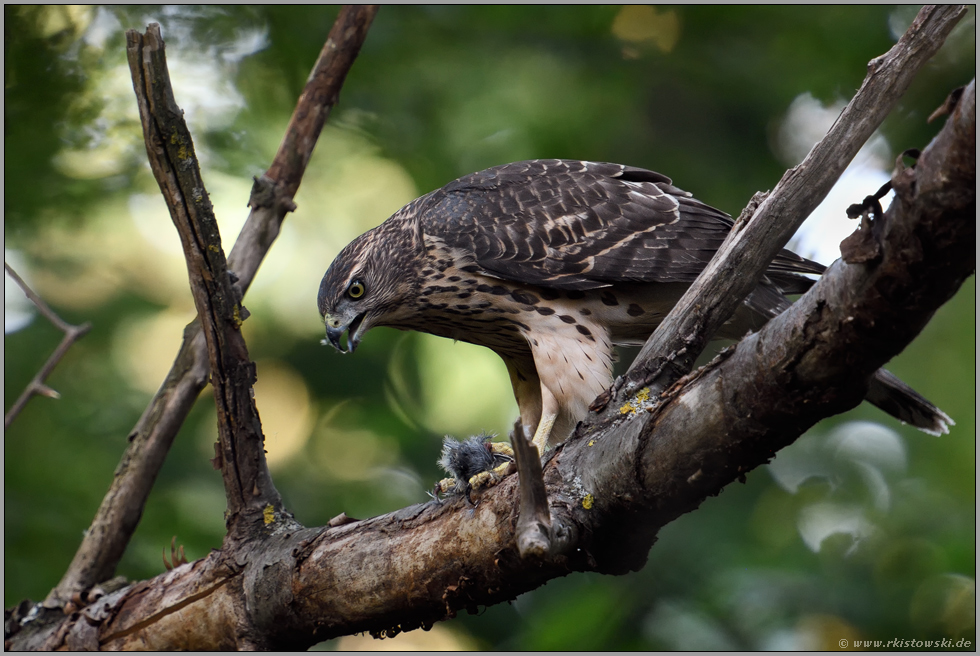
[47,5,377,606]
[127,22,283,530]
[263,5,379,201]
[231,5,378,289]
[622,4,968,396]
[3,262,92,429]
[46,323,210,608]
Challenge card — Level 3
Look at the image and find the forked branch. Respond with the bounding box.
[4,263,92,429]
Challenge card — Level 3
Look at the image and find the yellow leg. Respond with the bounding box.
[531,413,556,455]
[531,383,560,453]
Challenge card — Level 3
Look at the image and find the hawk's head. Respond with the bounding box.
[318,217,423,353]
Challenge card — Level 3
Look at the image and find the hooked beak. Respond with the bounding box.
[323,313,365,353]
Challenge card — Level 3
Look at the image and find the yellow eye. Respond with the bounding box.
[347,280,366,299]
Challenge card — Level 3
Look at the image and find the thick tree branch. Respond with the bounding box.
[47,5,377,606]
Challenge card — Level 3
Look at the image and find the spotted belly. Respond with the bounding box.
[400,261,693,357]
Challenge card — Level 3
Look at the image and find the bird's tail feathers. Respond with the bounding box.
[866,368,953,436]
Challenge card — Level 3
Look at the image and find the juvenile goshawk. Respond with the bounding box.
[318,159,949,453]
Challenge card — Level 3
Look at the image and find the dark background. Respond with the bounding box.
[5,5,975,650]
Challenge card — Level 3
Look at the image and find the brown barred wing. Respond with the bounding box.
[419,159,822,292]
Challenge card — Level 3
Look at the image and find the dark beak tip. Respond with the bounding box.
[325,313,364,354]
[325,327,347,353]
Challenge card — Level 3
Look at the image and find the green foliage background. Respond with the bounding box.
[4,5,975,650]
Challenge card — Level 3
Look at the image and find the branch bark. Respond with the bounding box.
[46,5,378,606]
[7,15,972,651]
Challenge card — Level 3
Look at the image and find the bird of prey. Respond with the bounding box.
[318,159,949,453]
